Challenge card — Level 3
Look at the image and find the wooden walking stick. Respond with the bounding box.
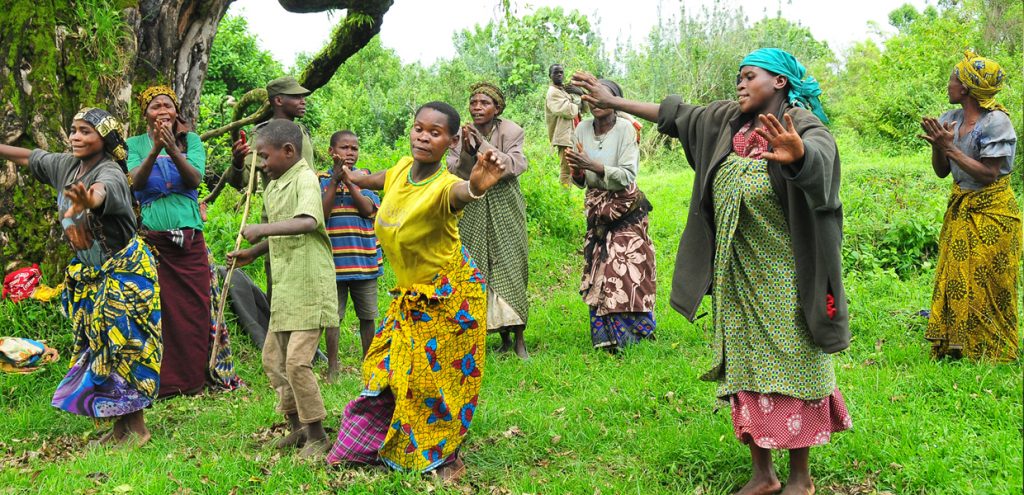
[210,134,260,369]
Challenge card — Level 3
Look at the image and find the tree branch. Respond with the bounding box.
[294,0,394,91]
[201,88,268,205]
[199,105,269,141]
[277,0,371,13]
[204,0,394,205]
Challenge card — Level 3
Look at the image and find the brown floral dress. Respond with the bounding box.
[580,184,656,350]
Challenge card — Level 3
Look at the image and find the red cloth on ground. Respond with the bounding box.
[3,264,41,302]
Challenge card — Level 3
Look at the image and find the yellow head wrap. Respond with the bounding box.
[139,85,179,111]
[954,50,1008,114]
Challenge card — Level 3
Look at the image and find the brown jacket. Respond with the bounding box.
[657,96,849,353]
[447,118,528,180]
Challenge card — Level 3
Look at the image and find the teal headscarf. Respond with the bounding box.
[740,48,830,125]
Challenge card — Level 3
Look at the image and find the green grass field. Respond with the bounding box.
[1,149,1021,494]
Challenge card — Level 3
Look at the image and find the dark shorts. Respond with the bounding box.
[337,278,379,321]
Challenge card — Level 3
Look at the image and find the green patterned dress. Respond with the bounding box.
[701,153,835,401]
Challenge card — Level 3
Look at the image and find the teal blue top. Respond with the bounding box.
[126,132,206,231]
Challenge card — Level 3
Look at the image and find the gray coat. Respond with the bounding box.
[657,96,849,353]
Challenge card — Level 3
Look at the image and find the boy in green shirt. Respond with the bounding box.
[228,120,338,459]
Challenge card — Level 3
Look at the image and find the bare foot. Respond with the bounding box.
[780,479,814,495]
[88,429,118,448]
[514,334,530,360]
[326,367,340,384]
[116,430,152,449]
[514,345,530,360]
[734,476,782,495]
[435,457,466,483]
[497,333,512,353]
[296,437,330,460]
[274,428,308,449]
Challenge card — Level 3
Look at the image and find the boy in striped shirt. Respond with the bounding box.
[320,131,382,382]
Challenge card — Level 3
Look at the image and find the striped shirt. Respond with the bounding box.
[320,170,384,281]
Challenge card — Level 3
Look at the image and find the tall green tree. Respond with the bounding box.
[830,1,1022,157]
[204,15,285,99]
[0,0,394,279]
[454,7,609,98]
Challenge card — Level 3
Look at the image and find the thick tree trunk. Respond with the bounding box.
[0,0,230,280]
[132,0,233,127]
[0,0,391,281]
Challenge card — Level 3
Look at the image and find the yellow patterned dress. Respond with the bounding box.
[328,157,487,472]
[927,177,1021,361]
[926,107,1021,362]
[52,236,162,417]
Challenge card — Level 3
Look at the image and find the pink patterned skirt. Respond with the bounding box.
[729,388,852,450]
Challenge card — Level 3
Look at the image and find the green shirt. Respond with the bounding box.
[265,158,338,331]
[126,132,206,231]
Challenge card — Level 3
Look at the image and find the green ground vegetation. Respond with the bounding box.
[1,143,1020,494]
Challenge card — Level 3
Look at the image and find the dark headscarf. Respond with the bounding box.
[470,82,505,115]
[598,79,623,98]
[73,107,128,172]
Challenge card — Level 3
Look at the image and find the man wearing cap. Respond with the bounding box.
[228,76,316,189]
[226,76,328,351]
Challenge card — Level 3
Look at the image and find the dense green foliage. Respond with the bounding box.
[829,0,1023,160]
[204,16,285,99]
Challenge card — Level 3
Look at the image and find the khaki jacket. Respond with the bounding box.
[447,118,528,180]
[545,85,580,147]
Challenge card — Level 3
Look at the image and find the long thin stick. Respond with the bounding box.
[210,149,260,369]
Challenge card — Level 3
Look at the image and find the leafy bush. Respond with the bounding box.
[830,2,1022,161]
[841,158,947,278]
[518,141,585,241]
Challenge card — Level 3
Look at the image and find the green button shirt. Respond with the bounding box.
[264,158,338,331]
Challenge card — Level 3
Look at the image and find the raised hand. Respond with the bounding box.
[468,149,505,195]
[150,121,166,150]
[570,71,615,109]
[333,164,355,188]
[157,121,179,154]
[756,113,805,166]
[565,144,603,176]
[63,182,105,219]
[460,124,482,155]
[918,116,955,151]
[231,132,250,168]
